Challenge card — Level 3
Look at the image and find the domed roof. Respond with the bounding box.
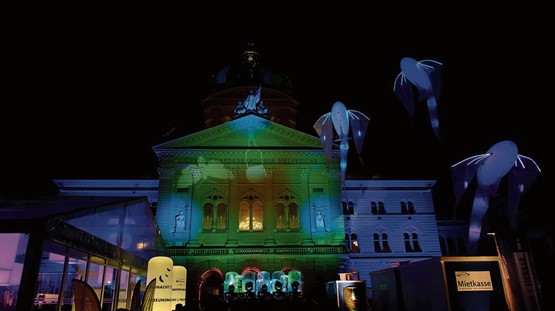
[210,42,293,93]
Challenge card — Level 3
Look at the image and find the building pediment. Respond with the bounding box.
[153,114,326,150]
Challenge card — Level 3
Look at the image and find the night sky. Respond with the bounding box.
[3,21,551,231]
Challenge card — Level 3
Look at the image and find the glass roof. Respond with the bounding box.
[0,196,162,260]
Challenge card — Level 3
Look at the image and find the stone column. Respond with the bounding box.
[299,168,315,246]
[263,168,277,246]
[186,167,203,247]
[225,168,239,247]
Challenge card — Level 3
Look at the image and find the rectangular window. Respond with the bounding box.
[252,202,263,231]
[351,240,360,253]
[61,248,88,309]
[216,204,227,231]
[87,256,106,301]
[275,204,285,231]
[34,240,67,309]
[203,204,214,231]
[239,201,264,231]
[0,233,28,311]
[102,266,118,311]
[289,204,299,230]
[117,269,130,309]
[239,202,250,231]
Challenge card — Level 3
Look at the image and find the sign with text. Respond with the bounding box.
[442,257,507,310]
[147,256,174,311]
[172,265,187,308]
[513,251,541,310]
[455,271,493,291]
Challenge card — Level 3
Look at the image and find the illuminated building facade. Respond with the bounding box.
[152,112,347,302]
[341,179,443,281]
[54,44,449,306]
[0,44,467,310]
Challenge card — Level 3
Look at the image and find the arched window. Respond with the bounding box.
[403,230,422,252]
[373,233,381,253]
[373,231,391,253]
[202,192,227,232]
[408,201,415,214]
[404,233,413,252]
[378,201,386,214]
[401,202,408,214]
[239,193,264,232]
[252,201,263,231]
[275,192,299,231]
[412,233,422,252]
[275,203,286,231]
[382,233,391,252]
[371,202,378,215]
[350,233,360,253]
[342,201,349,215]
[216,203,227,231]
[289,203,299,230]
[203,203,214,231]
[239,201,250,231]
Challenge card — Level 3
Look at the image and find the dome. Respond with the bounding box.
[210,43,293,93]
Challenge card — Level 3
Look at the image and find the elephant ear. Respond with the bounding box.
[506,155,541,229]
[313,112,333,162]
[393,72,415,121]
[347,109,370,157]
[451,154,487,207]
[419,59,443,100]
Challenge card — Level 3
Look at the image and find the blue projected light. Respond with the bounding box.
[394,57,443,142]
[313,101,370,189]
[451,140,541,253]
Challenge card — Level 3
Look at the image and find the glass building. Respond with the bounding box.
[0,196,162,310]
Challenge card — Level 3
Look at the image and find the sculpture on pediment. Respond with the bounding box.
[235,85,269,118]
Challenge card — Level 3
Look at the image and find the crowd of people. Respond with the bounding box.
[195,280,333,311]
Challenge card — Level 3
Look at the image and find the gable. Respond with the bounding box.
[153,114,326,150]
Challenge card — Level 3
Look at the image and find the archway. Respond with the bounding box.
[198,268,224,309]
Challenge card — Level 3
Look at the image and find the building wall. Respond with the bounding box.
[153,144,347,302]
[157,147,345,249]
[437,220,469,256]
[342,180,443,293]
[53,177,463,304]
[170,252,344,299]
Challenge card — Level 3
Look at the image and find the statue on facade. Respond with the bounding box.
[316,211,327,232]
[244,88,260,110]
[234,85,269,118]
[172,209,186,233]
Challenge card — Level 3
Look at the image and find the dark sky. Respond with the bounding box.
[3,20,551,228]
